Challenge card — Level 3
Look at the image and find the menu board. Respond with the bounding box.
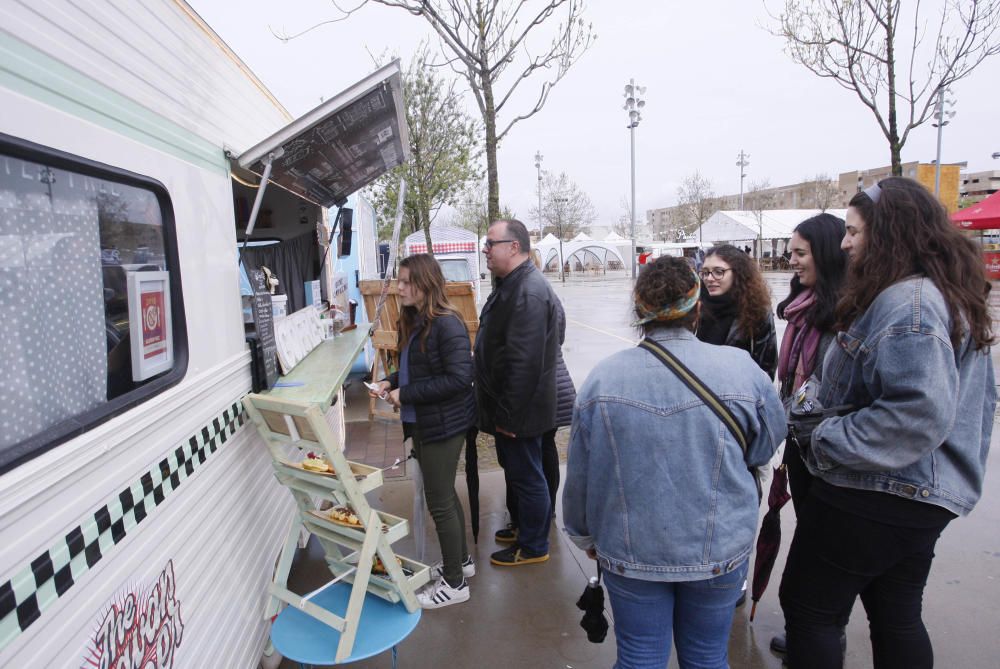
[239,62,408,209]
[249,269,279,389]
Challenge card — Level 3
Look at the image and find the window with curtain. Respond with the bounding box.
[0,137,186,472]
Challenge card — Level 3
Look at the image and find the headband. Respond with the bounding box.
[863,182,882,204]
[631,271,701,327]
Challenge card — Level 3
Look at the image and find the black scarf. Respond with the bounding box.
[697,286,738,346]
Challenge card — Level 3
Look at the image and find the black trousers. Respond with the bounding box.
[503,427,559,526]
[778,492,950,669]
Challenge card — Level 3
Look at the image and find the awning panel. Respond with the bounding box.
[238,60,409,208]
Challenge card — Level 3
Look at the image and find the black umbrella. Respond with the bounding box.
[750,464,791,621]
[464,426,480,543]
[576,566,609,643]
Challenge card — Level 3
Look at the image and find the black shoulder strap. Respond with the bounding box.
[638,337,749,455]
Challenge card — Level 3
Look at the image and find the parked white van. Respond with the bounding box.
[0,2,405,666]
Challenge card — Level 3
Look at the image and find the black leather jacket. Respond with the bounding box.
[474,260,559,437]
[387,312,475,443]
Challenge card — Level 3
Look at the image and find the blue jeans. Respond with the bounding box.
[604,562,747,669]
[494,433,550,555]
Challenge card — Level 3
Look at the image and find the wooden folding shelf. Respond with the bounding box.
[242,331,428,663]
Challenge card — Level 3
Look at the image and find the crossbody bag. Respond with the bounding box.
[638,337,762,501]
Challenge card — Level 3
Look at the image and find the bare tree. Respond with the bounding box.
[293,1,595,222]
[676,171,717,244]
[810,173,842,211]
[769,0,1000,175]
[531,171,596,240]
[614,195,632,237]
[531,171,596,281]
[745,179,778,258]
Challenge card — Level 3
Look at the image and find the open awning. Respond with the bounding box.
[238,60,409,209]
[952,190,1000,231]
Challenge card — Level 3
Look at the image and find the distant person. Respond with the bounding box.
[563,256,785,668]
[744,245,752,254]
[476,219,560,566]
[697,244,778,378]
[369,254,476,609]
[779,178,996,668]
[495,250,576,543]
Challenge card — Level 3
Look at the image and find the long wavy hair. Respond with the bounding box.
[776,213,847,332]
[397,254,462,351]
[836,177,993,350]
[704,244,772,337]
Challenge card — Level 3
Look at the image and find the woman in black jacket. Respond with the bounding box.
[696,244,777,378]
[369,254,476,609]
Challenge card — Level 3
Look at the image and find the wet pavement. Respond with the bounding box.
[274,271,1000,669]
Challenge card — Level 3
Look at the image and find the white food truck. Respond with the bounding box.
[0,2,406,666]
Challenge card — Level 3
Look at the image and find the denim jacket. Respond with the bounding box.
[808,277,996,516]
[562,329,786,582]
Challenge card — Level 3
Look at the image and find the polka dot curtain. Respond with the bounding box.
[0,169,106,453]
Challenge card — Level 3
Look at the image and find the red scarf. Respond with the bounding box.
[777,289,822,396]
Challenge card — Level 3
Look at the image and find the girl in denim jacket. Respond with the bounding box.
[563,256,786,669]
[778,178,996,669]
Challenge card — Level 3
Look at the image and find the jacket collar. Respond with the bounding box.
[646,327,697,344]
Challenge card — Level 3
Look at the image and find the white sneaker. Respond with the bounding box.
[431,555,476,580]
[416,577,470,609]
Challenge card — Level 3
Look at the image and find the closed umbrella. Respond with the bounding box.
[464,426,480,543]
[749,464,791,621]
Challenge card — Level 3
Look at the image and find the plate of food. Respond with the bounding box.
[371,555,414,579]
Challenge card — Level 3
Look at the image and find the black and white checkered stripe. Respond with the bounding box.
[0,402,246,651]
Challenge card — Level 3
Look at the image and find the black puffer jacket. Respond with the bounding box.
[553,300,576,428]
[387,312,475,443]
[475,260,559,437]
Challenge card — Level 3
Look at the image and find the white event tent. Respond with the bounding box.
[534,234,626,273]
[696,209,847,255]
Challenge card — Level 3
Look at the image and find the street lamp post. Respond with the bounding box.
[624,79,646,280]
[554,195,568,283]
[933,88,956,197]
[736,150,750,210]
[534,151,544,237]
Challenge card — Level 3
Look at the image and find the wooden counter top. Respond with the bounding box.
[262,328,369,407]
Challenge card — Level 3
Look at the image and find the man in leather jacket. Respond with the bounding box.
[476,219,559,566]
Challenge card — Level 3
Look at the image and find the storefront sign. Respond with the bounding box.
[83,560,184,669]
[128,271,173,381]
[984,252,1000,280]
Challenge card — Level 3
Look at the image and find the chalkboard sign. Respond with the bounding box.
[249,269,279,389]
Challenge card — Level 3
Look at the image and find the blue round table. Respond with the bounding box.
[270,583,421,668]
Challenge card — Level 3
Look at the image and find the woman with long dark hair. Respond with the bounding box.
[775,213,847,511]
[779,178,996,668]
[697,244,777,377]
[369,254,476,609]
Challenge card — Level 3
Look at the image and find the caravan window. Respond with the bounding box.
[0,135,186,472]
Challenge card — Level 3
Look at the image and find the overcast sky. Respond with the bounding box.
[189,0,1000,228]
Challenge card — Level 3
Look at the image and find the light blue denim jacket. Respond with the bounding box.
[562,329,786,582]
[808,277,996,516]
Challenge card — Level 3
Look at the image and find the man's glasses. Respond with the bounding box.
[698,267,732,280]
[483,239,516,250]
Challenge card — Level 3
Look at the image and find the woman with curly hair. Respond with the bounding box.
[696,244,778,378]
[779,178,996,668]
[563,255,785,668]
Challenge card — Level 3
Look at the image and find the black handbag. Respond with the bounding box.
[638,337,761,500]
